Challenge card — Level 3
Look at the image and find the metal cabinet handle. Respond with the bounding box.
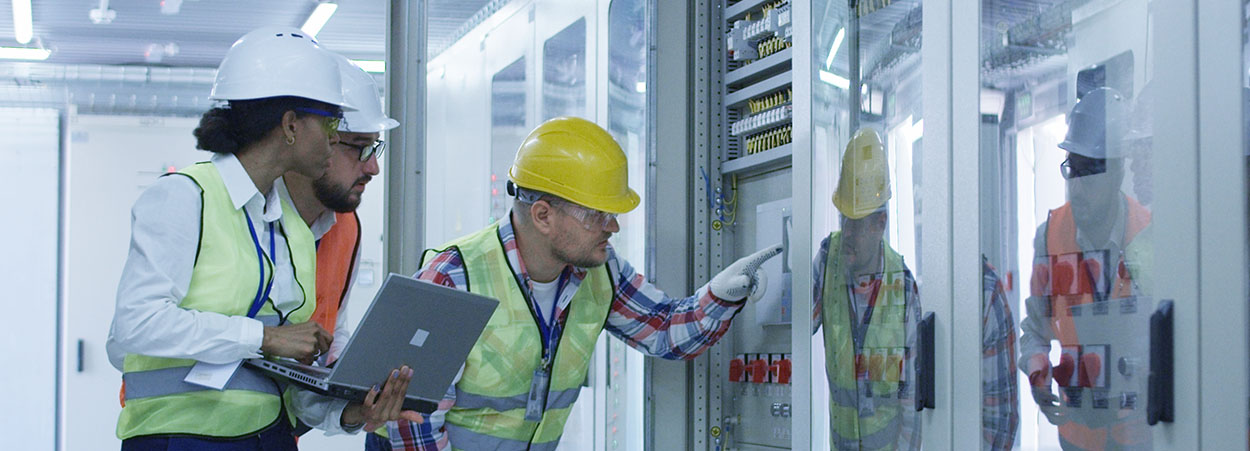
[76,339,84,373]
[1147,300,1173,425]
[915,311,935,411]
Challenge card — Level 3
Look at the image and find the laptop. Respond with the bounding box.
[247,273,499,413]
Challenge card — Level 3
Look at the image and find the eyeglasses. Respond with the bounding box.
[552,200,618,231]
[338,139,386,162]
[296,107,343,136]
[1059,156,1107,179]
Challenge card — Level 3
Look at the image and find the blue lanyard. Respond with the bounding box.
[242,209,276,319]
[526,272,568,369]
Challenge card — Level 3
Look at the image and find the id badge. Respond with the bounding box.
[184,360,242,390]
[857,390,876,418]
[525,368,552,422]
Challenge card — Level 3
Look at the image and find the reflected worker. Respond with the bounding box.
[813,128,922,450]
[1018,86,1153,451]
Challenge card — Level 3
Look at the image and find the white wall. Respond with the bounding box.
[61,114,204,450]
[0,108,61,450]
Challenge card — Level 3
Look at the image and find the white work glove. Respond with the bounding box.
[709,243,784,302]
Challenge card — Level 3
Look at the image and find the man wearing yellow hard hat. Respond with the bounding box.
[378,116,781,450]
[814,127,923,450]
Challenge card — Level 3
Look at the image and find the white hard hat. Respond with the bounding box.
[333,53,399,132]
[210,27,355,110]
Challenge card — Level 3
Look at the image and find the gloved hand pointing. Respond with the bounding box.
[709,243,784,302]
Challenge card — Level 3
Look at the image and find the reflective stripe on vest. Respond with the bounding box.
[819,231,915,449]
[454,386,582,412]
[122,365,279,400]
[1041,196,1152,450]
[310,211,360,333]
[116,162,318,440]
[421,223,614,446]
[445,423,560,451]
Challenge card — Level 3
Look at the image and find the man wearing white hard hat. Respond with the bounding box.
[107,28,418,451]
[281,53,396,359]
[278,53,401,441]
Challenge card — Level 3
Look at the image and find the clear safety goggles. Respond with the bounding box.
[515,187,617,231]
[551,200,618,231]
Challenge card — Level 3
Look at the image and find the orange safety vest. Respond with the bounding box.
[1036,195,1151,451]
[309,212,361,336]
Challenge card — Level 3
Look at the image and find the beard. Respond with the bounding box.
[313,175,369,213]
[552,233,611,268]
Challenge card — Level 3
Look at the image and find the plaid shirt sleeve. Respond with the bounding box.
[812,235,831,333]
[898,267,923,450]
[602,248,745,360]
[982,260,1020,450]
[383,248,466,451]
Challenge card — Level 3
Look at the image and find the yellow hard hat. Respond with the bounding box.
[832,127,891,219]
[509,117,640,214]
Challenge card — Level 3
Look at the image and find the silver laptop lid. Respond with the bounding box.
[329,273,499,401]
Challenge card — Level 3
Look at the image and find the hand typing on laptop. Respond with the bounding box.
[340,365,425,430]
[262,321,333,364]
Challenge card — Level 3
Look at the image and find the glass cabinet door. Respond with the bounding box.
[977,1,1174,449]
[807,0,926,449]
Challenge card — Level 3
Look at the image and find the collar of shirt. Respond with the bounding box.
[497,211,589,317]
[274,178,338,240]
[1074,194,1127,253]
[211,152,283,223]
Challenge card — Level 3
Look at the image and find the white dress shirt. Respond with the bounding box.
[107,152,353,435]
[275,179,357,363]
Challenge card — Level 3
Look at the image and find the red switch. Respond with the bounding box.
[749,359,768,384]
[1079,352,1104,388]
[729,358,745,382]
[776,358,792,384]
[1054,353,1076,387]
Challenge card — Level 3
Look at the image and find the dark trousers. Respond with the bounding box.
[121,418,297,451]
[364,432,393,451]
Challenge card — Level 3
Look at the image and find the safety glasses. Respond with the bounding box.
[296,107,343,136]
[338,139,387,162]
[552,200,618,231]
[1059,156,1107,179]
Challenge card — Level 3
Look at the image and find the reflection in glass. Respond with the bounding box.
[815,127,923,450]
[606,0,648,448]
[543,18,587,120]
[809,0,924,449]
[491,58,527,224]
[981,1,1155,449]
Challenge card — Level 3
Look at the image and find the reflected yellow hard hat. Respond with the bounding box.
[509,116,640,214]
[833,127,891,219]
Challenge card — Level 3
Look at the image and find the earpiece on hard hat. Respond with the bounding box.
[506,180,518,197]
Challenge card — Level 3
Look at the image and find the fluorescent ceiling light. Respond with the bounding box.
[0,46,50,60]
[300,2,338,37]
[635,81,646,93]
[351,59,384,73]
[818,70,848,90]
[13,0,33,44]
[823,27,844,69]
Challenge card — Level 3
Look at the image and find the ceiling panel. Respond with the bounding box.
[0,0,387,67]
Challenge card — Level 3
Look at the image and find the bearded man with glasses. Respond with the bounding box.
[276,53,415,438]
[1018,86,1154,451]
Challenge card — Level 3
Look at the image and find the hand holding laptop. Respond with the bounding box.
[262,321,333,365]
[341,365,426,430]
